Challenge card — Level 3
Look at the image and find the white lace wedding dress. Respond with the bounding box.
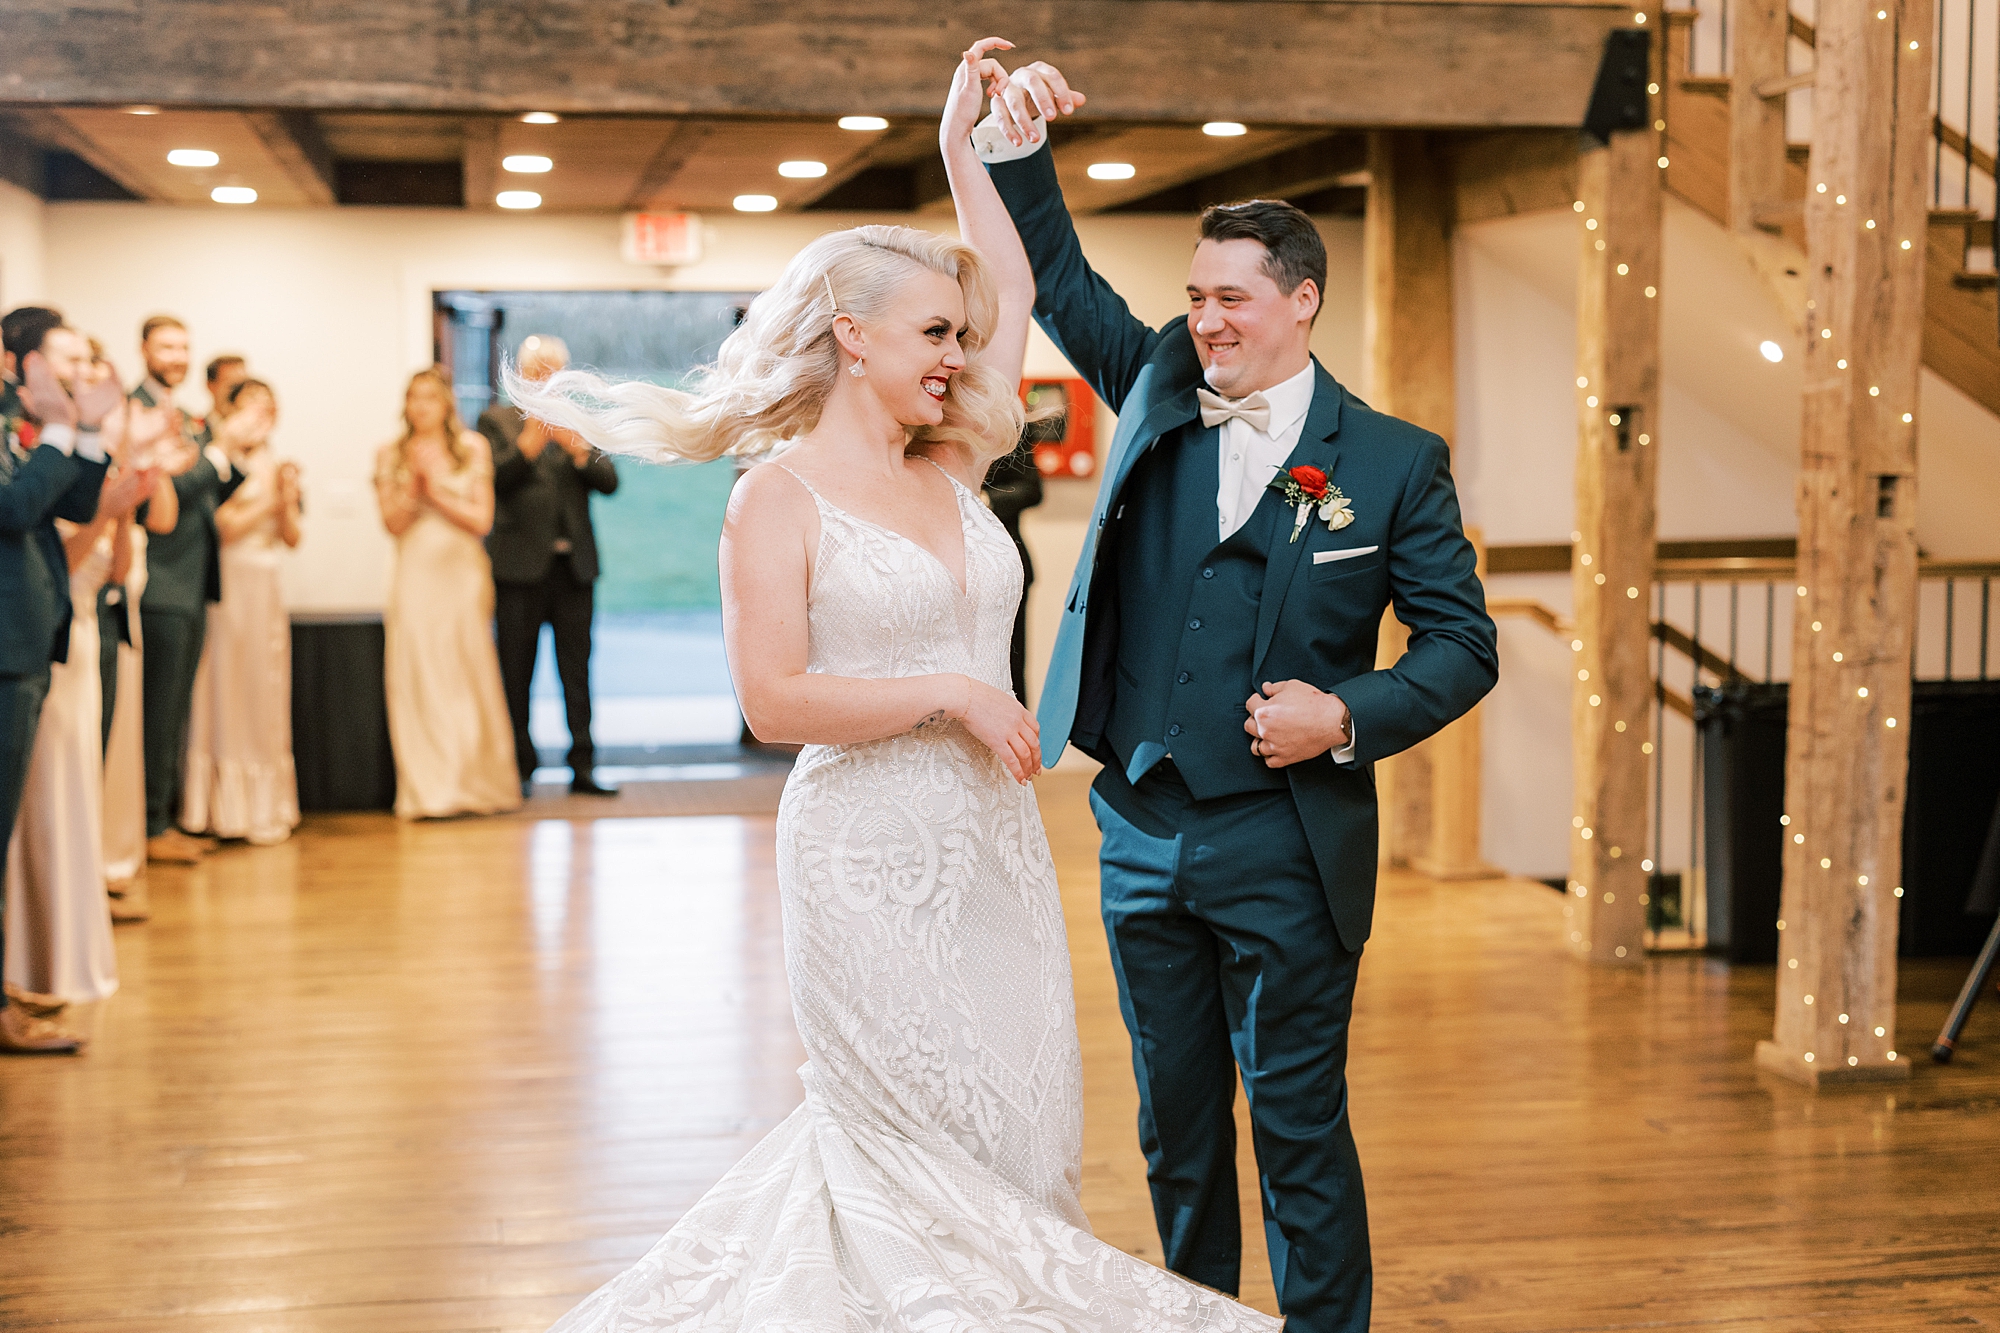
[547,463,1278,1331]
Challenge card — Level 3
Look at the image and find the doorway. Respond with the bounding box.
[435,289,756,775]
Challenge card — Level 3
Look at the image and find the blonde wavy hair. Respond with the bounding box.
[504,225,1024,468]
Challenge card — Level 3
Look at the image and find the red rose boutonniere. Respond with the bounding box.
[1267,464,1355,542]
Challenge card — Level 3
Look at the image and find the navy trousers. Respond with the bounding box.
[1091,759,1370,1333]
[141,607,205,838]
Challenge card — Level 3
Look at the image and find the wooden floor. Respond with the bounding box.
[4,771,1998,1331]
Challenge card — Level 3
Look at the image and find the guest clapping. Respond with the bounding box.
[0,307,153,1052]
[375,368,521,819]
[180,380,301,845]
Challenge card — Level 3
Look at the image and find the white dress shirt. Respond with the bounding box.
[1214,362,1316,541]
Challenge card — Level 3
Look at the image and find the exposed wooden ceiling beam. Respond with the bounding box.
[789,123,931,209]
[623,122,712,210]
[1106,133,1369,213]
[462,116,499,210]
[0,120,46,196]
[1055,127,1332,215]
[2,0,1633,129]
[245,111,337,206]
[6,108,157,200]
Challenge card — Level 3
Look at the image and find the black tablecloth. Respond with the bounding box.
[291,613,396,813]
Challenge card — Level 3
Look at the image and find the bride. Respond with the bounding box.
[511,41,1279,1332]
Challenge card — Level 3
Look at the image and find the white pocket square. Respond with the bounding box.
[1313,545,1379,565]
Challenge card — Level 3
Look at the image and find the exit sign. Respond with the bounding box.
[622,212,702,266]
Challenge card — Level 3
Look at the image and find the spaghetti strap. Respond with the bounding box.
[771,461,823,501]
[917,454,972,498]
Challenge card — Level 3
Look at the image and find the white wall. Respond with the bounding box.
[0,179,48,315]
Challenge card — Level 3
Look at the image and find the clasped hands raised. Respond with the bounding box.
[942,38,1087,153]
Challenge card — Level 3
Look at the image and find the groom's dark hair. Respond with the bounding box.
[1197,200,1327,323]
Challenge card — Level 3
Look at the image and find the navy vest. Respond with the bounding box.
[1104,421,1289,801]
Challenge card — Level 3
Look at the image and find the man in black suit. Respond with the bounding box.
[132,315,242,864]
[479,336,620,797]
[1,306,154,1053]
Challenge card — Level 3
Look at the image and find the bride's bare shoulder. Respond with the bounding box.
[727,458,818,526]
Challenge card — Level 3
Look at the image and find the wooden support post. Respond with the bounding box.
[1364,129,1457,871]
[1414,527,1503,880]
[1566,76,1663,967]
[1728,0,1792,233]
[1755,0,1932,1087]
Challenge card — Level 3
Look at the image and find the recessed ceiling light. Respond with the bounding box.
[502,154,553,173]
[1086,162,1136,181]
[496,190,542,210]
[1202,122,1247,137]
[210,186,257,204]
[838,116,889,131]
[169,149,220,168]
[733,194,778,212]
[1759,340,1784,363]
[126,105,161,116]
[520,112,560,125]
[778,160,828,179]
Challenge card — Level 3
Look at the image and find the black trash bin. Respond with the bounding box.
[1696,682,1790,964]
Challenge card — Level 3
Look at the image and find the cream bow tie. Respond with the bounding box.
[1195,387,1272,433]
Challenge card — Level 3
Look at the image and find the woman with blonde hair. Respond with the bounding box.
[518,43,1274,1333]
[374,368,520,818]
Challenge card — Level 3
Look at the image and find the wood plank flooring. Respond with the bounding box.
[2,771,1996,1330]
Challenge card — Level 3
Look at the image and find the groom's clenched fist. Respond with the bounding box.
[1244,680,1352,767]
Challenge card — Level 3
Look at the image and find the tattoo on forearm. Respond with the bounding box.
[914,710,948,730]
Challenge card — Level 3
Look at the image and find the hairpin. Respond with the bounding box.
[823,274,839,312]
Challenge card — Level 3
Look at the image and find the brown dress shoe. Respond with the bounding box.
[0,1006,84,1054]
[108,879,151,923]
[146,833,203,865]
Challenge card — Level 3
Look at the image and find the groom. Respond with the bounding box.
[977,63,1498,1331]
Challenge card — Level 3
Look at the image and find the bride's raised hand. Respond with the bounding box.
[953,676,1043,784]
[942,37,1015,150]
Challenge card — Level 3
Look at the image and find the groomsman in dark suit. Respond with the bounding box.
[132,315,243,864]
[479,336,621,798]
[1,306,154,1053]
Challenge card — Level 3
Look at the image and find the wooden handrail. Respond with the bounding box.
[1651,620,1749,683]
[1933,117,1999,185]
[1486,596,1574,635]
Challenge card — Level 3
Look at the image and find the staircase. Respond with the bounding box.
[1659,3,2000,417]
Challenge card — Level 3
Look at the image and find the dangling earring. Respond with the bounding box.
[849,360,866,378]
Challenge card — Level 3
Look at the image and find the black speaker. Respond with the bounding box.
[1583,29,1653,146]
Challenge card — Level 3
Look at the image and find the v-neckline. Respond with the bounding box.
[799,462,972,599]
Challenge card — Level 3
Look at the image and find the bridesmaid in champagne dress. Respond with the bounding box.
[181,379,303,844]
[374,368,521,819]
